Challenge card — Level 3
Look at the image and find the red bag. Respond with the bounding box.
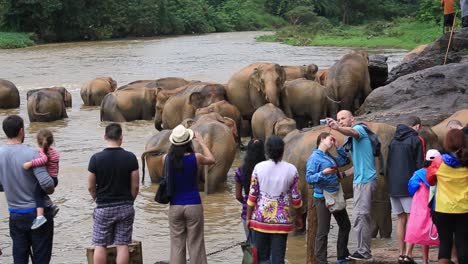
[405,182,439,245]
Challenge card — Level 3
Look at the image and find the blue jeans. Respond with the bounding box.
[254,231,288,264]
[9,208,54,264]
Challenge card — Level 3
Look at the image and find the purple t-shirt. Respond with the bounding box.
[234,167,248,220]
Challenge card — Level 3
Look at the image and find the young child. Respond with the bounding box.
[405,149,441,264]
[23,129,60,230]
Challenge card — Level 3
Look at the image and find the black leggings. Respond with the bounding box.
[432,211,468,263]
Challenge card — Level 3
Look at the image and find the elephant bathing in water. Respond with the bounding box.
[225,63,286,120]
[100,87,158,122]
[282,79,337,128]
[154,82,226,130]
[81,77,117,106]
[0,79,20,109]
[143,112,237,194]
[116,77,192,91]
[251,103,296,142]
[327,50,372,114]
[27,88,70,122]
[283,64,318,81]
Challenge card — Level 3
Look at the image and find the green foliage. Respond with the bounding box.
[0,31,35,48]
[285,5,317,25]
[418,0,443,23]
[259,17,441,49]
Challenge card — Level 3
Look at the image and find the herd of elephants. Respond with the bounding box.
[0,49,467,238]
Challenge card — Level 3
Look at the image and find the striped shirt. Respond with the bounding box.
[31,147,60,177]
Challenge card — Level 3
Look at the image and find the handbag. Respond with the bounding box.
[154,156,172,204]
[240,231,257,264]
[322,184,346,213]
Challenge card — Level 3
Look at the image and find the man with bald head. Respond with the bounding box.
[447,120,468,135]
[327,110,376,260]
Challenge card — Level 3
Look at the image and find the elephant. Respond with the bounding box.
[282,79,337,128]
[142,112,237,194]
[27,87,72,108]
[141,129,173,183]
[283,64,318,81]
[225,63,286,120]
[315,69,329,86]
[27,88,68,122]
[251,103,296,142]
[80,77,117,106]
[282,121,397,238]
[100,87,158,122]
[154,82,226,130]
[116,77,191,91]
[402,44,428,63]
[195,100,242,146]
[431,109,468,149]
[0,79,20,109]
[326,50,372,114]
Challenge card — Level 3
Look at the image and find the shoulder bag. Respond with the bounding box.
[322,183,346,213]
[154,155,172,204]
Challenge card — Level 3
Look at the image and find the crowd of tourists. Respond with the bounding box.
[0,110,467,264]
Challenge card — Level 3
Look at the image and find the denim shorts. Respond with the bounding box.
[92,204,134,246]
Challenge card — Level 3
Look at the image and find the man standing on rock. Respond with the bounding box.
[327,110,377,261]
[87,123,139,264]
[386,116,424,264]
[441,0,455,33]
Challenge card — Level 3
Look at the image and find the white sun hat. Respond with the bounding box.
[169,125,194,146]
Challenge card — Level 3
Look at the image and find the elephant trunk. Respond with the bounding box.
[155,119,163,130]
[264,81,280,107]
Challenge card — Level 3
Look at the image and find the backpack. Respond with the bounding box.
[343,123,385,175]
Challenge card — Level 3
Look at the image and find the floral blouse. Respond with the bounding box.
[247,160,303,233]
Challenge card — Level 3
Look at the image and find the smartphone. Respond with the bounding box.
[330,166,337,170]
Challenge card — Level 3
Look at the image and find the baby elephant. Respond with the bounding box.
[251,103,297,141]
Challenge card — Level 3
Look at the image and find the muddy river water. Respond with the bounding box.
[0,31,406,263]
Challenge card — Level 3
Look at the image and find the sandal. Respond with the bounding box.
[398,255,405,264]
[403,256,417,264]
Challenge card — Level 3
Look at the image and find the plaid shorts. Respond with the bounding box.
[92,204,135,246]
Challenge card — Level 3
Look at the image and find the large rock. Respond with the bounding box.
[357,63,468,126]
[387,28,468,83]
[368,55,388,89]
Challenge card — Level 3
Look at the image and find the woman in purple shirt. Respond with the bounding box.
[235,138,265,240]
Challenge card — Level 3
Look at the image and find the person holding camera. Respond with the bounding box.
[326,110,377,260]
[306,132,351,263]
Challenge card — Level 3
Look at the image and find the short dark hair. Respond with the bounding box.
[444,129,468,166]
[2,115,24,139]
[404,116,421,127]
[266,136,284,164]
[105,123,122,141]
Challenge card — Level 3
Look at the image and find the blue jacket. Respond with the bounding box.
[306,147,348,198]
[408,168,430,196]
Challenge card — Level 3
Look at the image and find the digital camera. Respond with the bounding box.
[319,119,327,125]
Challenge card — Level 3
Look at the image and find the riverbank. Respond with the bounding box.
[0,32,35,48]
[257,18,443,50]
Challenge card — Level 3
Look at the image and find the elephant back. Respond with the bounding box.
[0,79,20,109]
[27,89,68,122]
[141,130,173,183]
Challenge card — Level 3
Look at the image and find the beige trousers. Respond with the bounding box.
[169,204,207,264]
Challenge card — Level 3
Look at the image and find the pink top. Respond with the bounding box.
[31,147,60,177]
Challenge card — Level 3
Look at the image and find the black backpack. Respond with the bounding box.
[343,123,384,175]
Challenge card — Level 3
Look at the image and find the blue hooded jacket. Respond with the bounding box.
[306,146,349,198]
[407,168,430,196]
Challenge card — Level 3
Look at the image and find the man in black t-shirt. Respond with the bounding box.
[87,123,139,264]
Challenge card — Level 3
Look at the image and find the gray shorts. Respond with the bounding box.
[390,197,412,215]
[92,204,135,246]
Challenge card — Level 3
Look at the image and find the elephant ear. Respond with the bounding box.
[276,65,287,90]
[189,92,204,109]
[307,64,319,78]
[249,68,262,93]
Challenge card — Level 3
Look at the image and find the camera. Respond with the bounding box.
[319,119,327,125]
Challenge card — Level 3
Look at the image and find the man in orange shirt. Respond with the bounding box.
[441,0,455,33]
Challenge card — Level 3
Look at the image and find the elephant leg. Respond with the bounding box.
[371,200,392,238]
[340,96,355,114]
